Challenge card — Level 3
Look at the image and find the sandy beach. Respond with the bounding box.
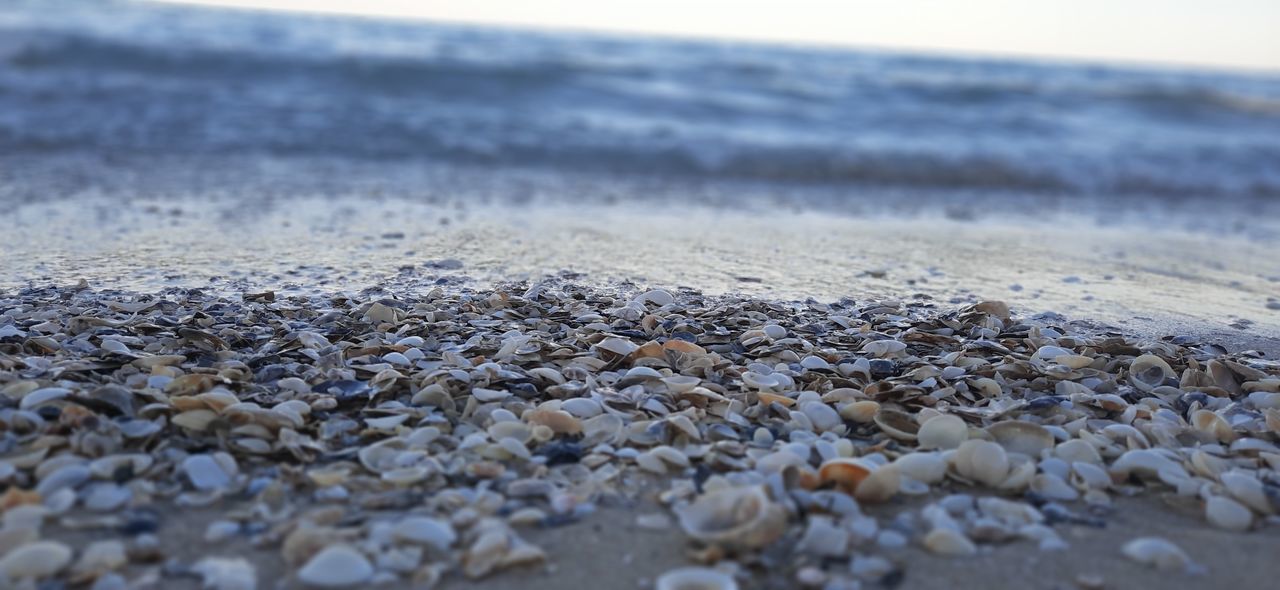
[4,1,1280,588]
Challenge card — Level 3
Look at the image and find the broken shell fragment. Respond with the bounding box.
[675,486,787,549]
[656,567,739,590]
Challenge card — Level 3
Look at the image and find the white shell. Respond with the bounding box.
[1129,355,1175,392]
[917,415,968,450]
[954,440,1009,487]
[1220,471,1274,515]
[986,421,1054,457]
[0,541,73,579]
[297,544,373,588]
[893,452,947,485]
[392,517,456,551]
[1121,537,1197,572]
[1205,496,1252,532]
[191,557,257,590]
[655,567,739,590]
[922,528,976,556]
[675,485,786,549]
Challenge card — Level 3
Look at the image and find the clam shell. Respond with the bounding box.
[1129,355,1175,393]
[917,415,968,450]
[873,409,919,441]
[839,400,880,423]
[893,452,947,485]
[854,465,901,503]
[1190,410,1235,443]
[818,458,873,493]
[0,541,73,580]
[953,440,1009,487]
[986,421,1054,457]
[1205,496,1252,532]
[1220,471,1274,515]
[922,528,976,556]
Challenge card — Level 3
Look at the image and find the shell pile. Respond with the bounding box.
[1,282,1278,588]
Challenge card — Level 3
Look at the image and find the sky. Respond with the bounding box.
[154,0,1280,72]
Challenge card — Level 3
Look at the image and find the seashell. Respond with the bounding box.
[854,465,901,503]
[472,388,510,403]
[19,387,71,410]
[862,340,907,357]
[36,464,90,497]
[953,440,1009,487]
[662,376,701,393]
[1129,355,1175,393]
[1030,473,1078,501]
[191,557,257,590]
[893,452,947,485]
[393,517,456,551]
[674,485,787,549]
[795,515,850,557]
[873,409,919,441]
[1121,537,1199,573]
[1054,439,1102,464]
[839,400,879,423]
[560,398,602,418]
[917,414,968,450]
[182,453,237,491]
[922,528,976,556]
[0,540,73,580]
[1219,471,1274,515]
[297,544,373,588]
[1204,496,1252,532]
[818,458,873,493]
[1190,410,1235,443]
[655,567,739,590]
[524,409,582,435]
[986,421,1054,457]
[1110,449,1188,482]
[172,409,218,432]
[72,540,128,580]
[800,401,843,433]
[757,392,795,407]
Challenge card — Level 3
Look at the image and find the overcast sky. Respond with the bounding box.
[156,0,1280,72]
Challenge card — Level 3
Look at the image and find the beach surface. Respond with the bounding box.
[4,1,1280,589]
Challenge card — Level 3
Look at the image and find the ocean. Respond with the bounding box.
[3,0,1280,204]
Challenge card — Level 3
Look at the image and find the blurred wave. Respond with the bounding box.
[3,0,1280,198]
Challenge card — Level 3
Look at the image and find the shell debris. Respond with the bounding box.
[0,286,1276,587]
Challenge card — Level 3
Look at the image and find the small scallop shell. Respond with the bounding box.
[917,415,968,450]
[656,567,739,590]
[873,409,919,441]
[986,421,1055,457]
[1129,355,1175,393]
